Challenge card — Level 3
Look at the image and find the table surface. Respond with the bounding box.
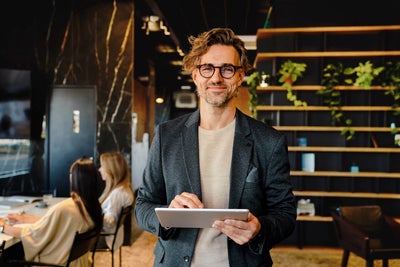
[0,196,66,249]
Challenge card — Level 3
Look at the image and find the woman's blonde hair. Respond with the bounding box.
[99,152,132,203]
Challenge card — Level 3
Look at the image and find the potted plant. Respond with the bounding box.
[278,60,307,106]
[344,60,384,89]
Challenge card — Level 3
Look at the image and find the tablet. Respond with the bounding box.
[155,208,249,228]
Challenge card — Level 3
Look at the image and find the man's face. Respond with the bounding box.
[192,44,244,107]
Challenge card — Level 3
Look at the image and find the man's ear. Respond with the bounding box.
[237,70,245,85]
[192,69,199,84]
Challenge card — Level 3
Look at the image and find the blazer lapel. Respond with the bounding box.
[229,110,253,208]
[179,110,253,205]
[181,111,202,198]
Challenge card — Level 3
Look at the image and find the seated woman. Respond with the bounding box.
[0,157,103,266]
[98,152,134,250]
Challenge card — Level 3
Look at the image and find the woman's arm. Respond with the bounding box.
[7,213,40,224]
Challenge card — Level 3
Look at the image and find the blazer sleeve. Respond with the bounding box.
[258,134,296,251]
[134,125,168,236]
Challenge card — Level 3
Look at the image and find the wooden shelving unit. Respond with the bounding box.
[254,25,400,246]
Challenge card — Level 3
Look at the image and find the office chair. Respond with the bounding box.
[92,205,132,267]
[332,205,400,267]
[6,227,99,267]
[0,240,5,265]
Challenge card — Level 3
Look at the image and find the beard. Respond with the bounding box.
[196,83,239,107]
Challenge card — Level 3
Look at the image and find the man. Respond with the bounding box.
[135,28,296,267]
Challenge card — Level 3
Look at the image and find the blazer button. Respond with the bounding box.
[183,256,190,262]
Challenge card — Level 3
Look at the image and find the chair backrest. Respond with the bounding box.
[0,240,6,265]
[117,205,132,230]
[110,205,132,246]
[337,205,387,238]
[5,228,100,267]
[67,228,100,265]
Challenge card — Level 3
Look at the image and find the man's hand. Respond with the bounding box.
[212,212,261,245]
[169,192,205,209]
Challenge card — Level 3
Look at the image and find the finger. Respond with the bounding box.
[169,192,204,208]
[213,219,257,245]
[180,192,204,208]
[170,195,200,208]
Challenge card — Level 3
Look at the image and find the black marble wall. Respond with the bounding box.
[0,0,135,194]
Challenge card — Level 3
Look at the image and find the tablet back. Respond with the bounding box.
[155,208,249,228]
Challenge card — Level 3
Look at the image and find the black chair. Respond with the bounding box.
[0,240,6,266]
[6,227,99,267]
[332,205,400,267]
[92,205,132,267]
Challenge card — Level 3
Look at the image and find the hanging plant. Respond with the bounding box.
[278,60,308,106]
[343,60,384,89]
[377,61,400,134]
[317,63,355,140]
[246,71,261,119]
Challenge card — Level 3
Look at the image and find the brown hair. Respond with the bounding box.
[70,157,103,231]
[99,152,133,204]
[182,28,252,74]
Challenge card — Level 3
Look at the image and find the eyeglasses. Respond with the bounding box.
[196,64,242,79]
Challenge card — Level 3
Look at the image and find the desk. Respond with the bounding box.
[0,197,66,249]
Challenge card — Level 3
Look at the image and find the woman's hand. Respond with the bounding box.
[7,213,25,224]
[0,217,6,227]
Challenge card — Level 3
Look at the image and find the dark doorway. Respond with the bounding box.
[47,85,96,197]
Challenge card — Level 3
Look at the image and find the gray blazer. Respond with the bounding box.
[135,109,296,267]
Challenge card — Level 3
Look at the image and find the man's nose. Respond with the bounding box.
[210,68,224,81]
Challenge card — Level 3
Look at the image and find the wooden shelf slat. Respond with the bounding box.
[274,126,398,132]
[296,215,333,222]
[255,50,400,62]
[256,25,400,38]
[290,170,400,178]
[256,85,395,91]
[288,146,400,153]
[257,105,398,111]
[296,215,400,223]
[293,191,400,199]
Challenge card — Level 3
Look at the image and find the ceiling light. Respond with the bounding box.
[141,15,170,35]
[155,97,164,104]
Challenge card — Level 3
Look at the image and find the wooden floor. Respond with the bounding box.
[93,229,400,267]
[93,230,156,267]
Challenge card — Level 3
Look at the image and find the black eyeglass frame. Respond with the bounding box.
[196,64,243,79]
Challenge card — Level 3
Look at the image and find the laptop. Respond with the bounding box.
[0,200,29,210]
